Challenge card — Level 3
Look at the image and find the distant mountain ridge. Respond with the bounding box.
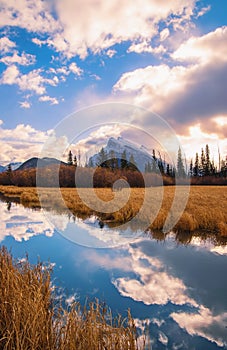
[0,158,67,172]
[18,157,67,170]
[0,162,22,173]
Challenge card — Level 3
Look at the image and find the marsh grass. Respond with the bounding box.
[0,247,141,350]
[0,185,226,235]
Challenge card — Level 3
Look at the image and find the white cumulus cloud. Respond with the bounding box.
[39,95,59,105]
[0,51,36,66]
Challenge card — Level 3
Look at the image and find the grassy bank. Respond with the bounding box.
[0,247,142,350]
[0,185,226,236]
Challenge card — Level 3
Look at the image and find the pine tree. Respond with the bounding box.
[67,150,73,165]
[7,163,12,174]
[127,154,137,171]
[204,144,211,176]
[158,151,164,174]
[108,150,117,170]
[151,158,157,173]
[73,155,77,167]
[189,159,193,177]
[6,164,12,184]
[120,150,127,169]
[177,147,186,178]
[193,152,199,176]
[200,148,206,176]
[97,147,107,167]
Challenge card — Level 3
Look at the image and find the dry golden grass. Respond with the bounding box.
[0,185,226,235]
[0,247,141,350]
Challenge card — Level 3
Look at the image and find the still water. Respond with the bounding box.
[0,198,227,349]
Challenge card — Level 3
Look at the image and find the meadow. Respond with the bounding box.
[0,185,226,236]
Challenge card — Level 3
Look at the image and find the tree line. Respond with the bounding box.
[0,144,226,187]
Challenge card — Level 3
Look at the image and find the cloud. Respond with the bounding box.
[106,49,116,58]
[0,51,36,66]
[0,65,20,84]
[160,28,170,41]
[113,26,227,153]
[0,0,58,33]
[69,62,83,76]
[112,244,197,306]
[172,26,227,64]
[16,0,196,59]
[31,37,46,46]
[127,41,166,55]
[0,65,59,95]
[0,122,51,163]
[0,201,54,243]
[19,101,31,109]
[81,250,132,272]
[0,36,16,54]
[196,5,211,18]
[171,306,227,348]
[39,95,59,105]
[113,64,190,108]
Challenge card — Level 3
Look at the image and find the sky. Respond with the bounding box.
[0,0,226,165]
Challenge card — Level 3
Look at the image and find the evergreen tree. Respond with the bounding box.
[73,155,77,167]
[7,163,12,174]
[127,154,137,171]
[67,150,73,165]
[6,164,12,184]
[158,151,164,174]
[200,148,206,176]
[97,147,107,167]
[189,159,193,177]
[108,150,117,170]
[193,152,199,176]
[151,158,158,173]
[177,147,186,178]
[204,144,211,176]
[120,150,127,169]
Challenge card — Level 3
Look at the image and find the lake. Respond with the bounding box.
[0,197,227,349]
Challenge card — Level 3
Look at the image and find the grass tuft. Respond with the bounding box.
[0,247,142,350]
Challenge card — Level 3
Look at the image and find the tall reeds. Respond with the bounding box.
[0,247,141,350]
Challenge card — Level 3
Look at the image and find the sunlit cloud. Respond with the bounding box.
[0,202,54,243]
[171,306,227,348]
[112,244,197,306]
[0,122,52,164]
[172,26,227,64]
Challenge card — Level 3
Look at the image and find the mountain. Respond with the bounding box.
[0,165,5,173]
[18,157,67,171]
[0,162,22,173]
[89,137,155,171]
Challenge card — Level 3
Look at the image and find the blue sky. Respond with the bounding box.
[0,0,226,164]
